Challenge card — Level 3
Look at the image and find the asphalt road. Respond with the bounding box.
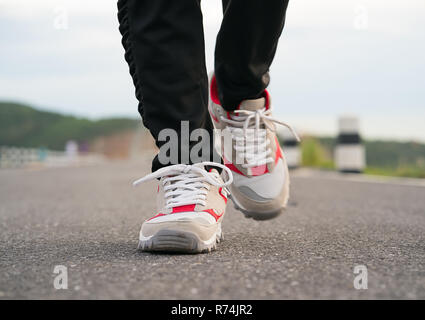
[1,157,424,299]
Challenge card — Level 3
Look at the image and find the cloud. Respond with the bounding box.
[0,0,424,141]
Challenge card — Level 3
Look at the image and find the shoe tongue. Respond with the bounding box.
[238,97,266,111]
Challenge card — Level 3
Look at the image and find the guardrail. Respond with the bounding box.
[0,146,104,169]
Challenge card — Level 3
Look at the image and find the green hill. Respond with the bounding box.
[0,102,139,150]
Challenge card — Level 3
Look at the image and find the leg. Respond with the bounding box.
[209,0,296,220]
[118,0,215,171]
[215,0,290,110]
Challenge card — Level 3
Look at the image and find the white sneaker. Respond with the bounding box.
[133,162,232,253]
[208,74,300,220]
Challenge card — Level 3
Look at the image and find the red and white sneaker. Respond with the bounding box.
[209,74,300,220]
[133,162,232,253]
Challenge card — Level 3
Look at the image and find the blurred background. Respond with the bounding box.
[1,0,424,177]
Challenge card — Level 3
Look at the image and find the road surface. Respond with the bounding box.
[1,157,424,299]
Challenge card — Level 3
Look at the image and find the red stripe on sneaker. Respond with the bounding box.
[172,204,196,213]
[149,209,223,222]
[223,155,246,176]
[250,164,268,176]
[202,209,224,222]
[147,204,197,221]
[275,136,283,165]
[218,187,228,204]
[147,213,166,221]
[210,75,221,105]
[225,162,245,176]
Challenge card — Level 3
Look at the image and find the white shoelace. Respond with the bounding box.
[132,162,233,210]
[220,108,300,168]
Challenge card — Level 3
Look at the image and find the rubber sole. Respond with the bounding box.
[138,228,223,254]
[229,194,285,221]
[229,157,291,221]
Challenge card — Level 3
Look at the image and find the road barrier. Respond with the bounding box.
[0,146,104,169]
[334,116,365,173]
[280,127,301,169]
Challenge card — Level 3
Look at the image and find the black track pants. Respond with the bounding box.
[117,0,289,171]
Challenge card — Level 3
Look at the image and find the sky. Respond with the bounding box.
[0,0,424,141]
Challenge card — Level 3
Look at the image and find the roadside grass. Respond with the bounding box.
[293,136,425,179]
[364,166,425,179]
